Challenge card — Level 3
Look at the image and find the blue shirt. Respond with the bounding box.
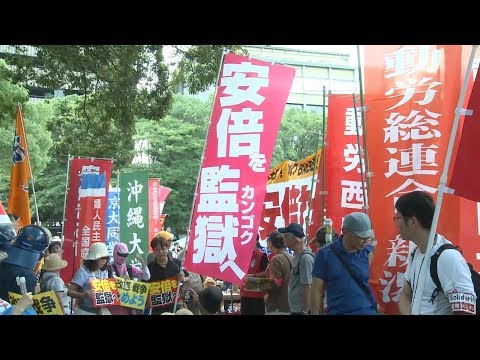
[312,235,377,315]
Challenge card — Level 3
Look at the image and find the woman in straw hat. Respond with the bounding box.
[39,253,68,314]
[67,242,111,315]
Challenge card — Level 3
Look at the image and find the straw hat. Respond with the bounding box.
[50,235,62,243]
[176,308,193,315]
[43,253,68,271]
[155,230,173,241]
[85,242,109,260]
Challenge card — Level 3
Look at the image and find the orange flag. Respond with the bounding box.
[7,104,31,228]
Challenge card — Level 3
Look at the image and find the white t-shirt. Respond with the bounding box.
[405,234,476,315]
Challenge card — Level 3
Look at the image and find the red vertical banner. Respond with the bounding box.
[148,179,161,245]
[184,52,295,284]
[324,94,366,234]
[364,45,463,314]
[61,158,113,284]
[77,173,107,270]
[158,186,171,215]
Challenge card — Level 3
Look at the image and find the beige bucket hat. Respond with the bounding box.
[85,242,109,260]
[43,253,68,272]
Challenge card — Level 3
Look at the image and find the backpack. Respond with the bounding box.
[294,250,315,275]
[40,274,58,293]
[108,264,134,279]
[420,244,480,314]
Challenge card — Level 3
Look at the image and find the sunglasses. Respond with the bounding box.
[116,251,129,258]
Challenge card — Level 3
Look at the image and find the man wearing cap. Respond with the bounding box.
[278,222,315,315]
[311,212,377,315]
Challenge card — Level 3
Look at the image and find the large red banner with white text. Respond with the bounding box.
[324,94,367,236]
[364,45,468,315]
[184,53,295,283]
[61,158,113,284]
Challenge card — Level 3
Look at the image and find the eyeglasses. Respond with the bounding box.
[393,215,402,222]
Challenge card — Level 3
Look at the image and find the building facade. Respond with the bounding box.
[179,45,358,114]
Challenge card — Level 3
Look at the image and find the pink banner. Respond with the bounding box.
[61,158,113,284]
[148,179,161,244]
[159,186,171,215]
[184,52,295,283]
[324,94,367,236]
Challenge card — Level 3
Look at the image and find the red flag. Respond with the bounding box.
[7,104,31,228]
[0,200,11,224]
[448,70,480,201]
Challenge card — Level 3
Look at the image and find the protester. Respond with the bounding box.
[396,191,476,315]
[311,212,377,315]
[39,253,68,314]
[47,241,62,256]
[279,222,315,315]
[107,242,150,315]
[0,234,37,315]
[0,224,50,300]
[147,230,177,263]
[309,225,339,254]
[239,234,269,315]
[67,242,111,315]
[189,286,223,315]
[249,230,292,314]
[147,235,184,315]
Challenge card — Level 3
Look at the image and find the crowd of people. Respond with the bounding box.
[0,190,476,315]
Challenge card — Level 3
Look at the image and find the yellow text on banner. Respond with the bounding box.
[90,278,121,307]
[148,276,180,309]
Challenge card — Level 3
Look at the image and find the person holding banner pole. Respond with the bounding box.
[396,191,475,315]
[408,45,478,315]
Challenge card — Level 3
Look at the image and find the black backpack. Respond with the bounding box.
[294,250,315,275]
[108,264,134,279]
[427,244,480,313]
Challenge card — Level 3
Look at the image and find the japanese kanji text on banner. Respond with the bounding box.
[184,52,295,284]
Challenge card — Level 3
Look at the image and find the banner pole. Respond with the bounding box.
[352,94,369,215]
[18,103,40,225]
[173,47,228,313]
[61,155,72,242]
[320,86,327,225]
[411,45,477,315]
[305,85,327,241]
[356,45,371,196]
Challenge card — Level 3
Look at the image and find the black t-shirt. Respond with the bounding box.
[0,262,37,300]
[147,256,182,314]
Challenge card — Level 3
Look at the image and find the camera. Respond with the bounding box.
[183,289,191,303]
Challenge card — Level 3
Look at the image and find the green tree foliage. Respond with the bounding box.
[0,60,53,208]
[271,108,325,167]
[5,45,244,168]
[124,94,211,235]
